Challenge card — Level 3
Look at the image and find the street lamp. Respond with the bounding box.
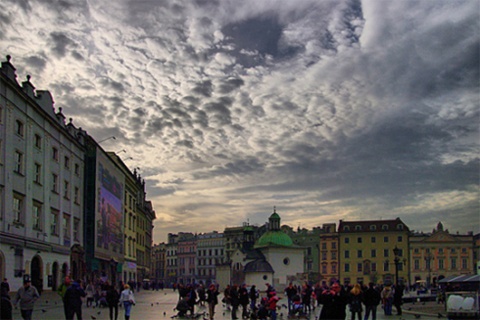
[98,136,116,143]
[424,251,434,288]
[393,246,400,286]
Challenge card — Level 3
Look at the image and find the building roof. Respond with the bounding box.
[338,217,410,233]
[254,230,293,248]
[244,259,274,273]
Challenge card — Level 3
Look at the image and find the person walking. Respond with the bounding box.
[363,282,381,320]
[229,285,240,320]
[64,279,86,320]
[13,279,40,320]
[381,284,394,316]
[249,285,258,314]
[318,282,348,320]
[238,284,249,319]
[1,278,10,294]
[58,276,72,319]
[119,284,135,320]
[206,284,219,320]
[85,281,95,308]
[348,283,363,320]
[284,282,297,315]
[1,286,13,320]
[106,283,120,320]
[393,283,405,316]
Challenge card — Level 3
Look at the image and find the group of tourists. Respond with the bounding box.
[283,281,405,320]
[57,276,136,320]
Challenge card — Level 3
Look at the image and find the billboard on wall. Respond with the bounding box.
[94,149,124,261]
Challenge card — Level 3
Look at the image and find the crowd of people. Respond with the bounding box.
[170,280,407,320]
[0,275,412,320]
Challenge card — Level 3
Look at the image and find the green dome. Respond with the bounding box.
[255,231,293,247]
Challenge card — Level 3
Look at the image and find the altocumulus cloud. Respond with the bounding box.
[0,0,478,241]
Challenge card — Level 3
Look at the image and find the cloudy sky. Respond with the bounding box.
[1,0,478,243]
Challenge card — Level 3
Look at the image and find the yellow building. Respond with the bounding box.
[338,218,410,285]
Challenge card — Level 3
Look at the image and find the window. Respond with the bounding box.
[332,264,337,274]
[13,193,24,224]
[52,147,59,161]
[370,225,376,231]
[355,225,362,231]
[322,264,327,274]
[384,236,389,242]
[343,226,350,231]
[357,250,363,258]
[383,261,389,272]
[345,250,350,259]
[371,249,376,258]
[322,252,327,260]
[451,258,456,270]
[357,237,362,243]
[371,236,376,243]
[51,209,59,235]
[357,263,362,272]
[371,263,377,272]
[331,242,336,249]
[74,187,79,204]
[34,163,42,184]
[52,174,58,193]
[64,156,70,170]
[14,151,23,174]
[73,218,80,241]
[63,213,71,239]
[414,248,419,254]
[398,236,403,242]
[439,248,444,254]
[382,224,389,230]
[462,258,467,269]
[344,263,350,272]
[414,259,420,270]
[439,259,444,270]
[74,163,80,175]
[63,180,70,199]
[32,202,42,231]
[331,251,337,260]
[34,134,42,149]
[15,120,24,137]
[384,249,389,257]
[322,243,327,250]
[397,224,404,230]
[345,237,350,244]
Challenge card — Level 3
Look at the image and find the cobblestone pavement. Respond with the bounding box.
[10,289,446,320]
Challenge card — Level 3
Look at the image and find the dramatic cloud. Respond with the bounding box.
[1,0,478,242]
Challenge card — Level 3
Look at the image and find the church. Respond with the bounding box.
[219,209,305,291]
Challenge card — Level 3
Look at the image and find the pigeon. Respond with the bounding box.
[41,309,47,313]
[157,302,160,305]
[151,303,154,306]
[91,317,96,320]
[97,311,101,315]
[45,300,48,304]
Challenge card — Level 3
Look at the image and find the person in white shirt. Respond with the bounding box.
[119,284,135,320]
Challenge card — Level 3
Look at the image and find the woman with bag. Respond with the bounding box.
[119,284,136,320]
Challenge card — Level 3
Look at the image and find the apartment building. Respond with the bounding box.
[338,218,410,285]
[0,56,86,291]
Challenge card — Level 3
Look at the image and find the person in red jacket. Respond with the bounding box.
[266,291,280,320]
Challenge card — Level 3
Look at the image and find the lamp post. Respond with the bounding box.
[424,251,434,288]
[393,246,400,286]
[98,136,116,143]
